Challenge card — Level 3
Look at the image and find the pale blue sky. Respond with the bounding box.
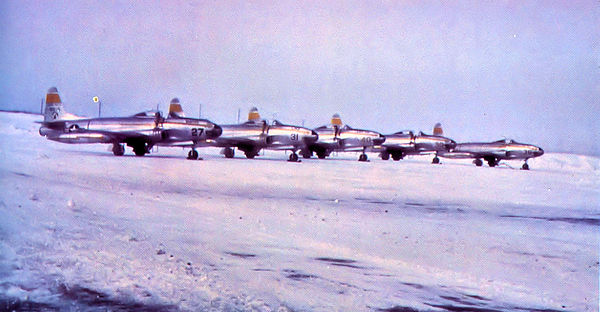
[1,1,598,154]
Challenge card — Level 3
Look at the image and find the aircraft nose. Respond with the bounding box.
[207,125,223,139]
[535,147,544,157]
[446,139,457,150]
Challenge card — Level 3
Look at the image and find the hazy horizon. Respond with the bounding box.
[1,1,598,155]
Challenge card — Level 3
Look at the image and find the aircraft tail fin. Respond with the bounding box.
[248,107,261,122]
[168,98,185,118]
[43,87,65,122]
[331,113,343,126]
[433,123,443,136]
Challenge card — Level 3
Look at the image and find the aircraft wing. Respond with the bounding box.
[37,120,67,129]
[309,141,339,151]
[101,129,158,140]
[212,137,260,148]
[438,151,487,159]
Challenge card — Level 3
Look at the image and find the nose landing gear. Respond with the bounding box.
[288,152,300,162]
[187,149,201,160]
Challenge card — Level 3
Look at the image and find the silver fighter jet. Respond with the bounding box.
[439,138,544,170]
[208,107,319,161]
[375,123,456,163]
[154,98,222,159]
[38,87,220,157]
[306,114,385,161]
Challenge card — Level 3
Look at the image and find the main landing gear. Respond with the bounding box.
[187,149,201,160]
[301,149,312,159]
[432,156,440,164]
[223,147,235,158]
[521,161,530,170]
[485,157,499,167]
[133,144,147,157]
[474,158,499,167]
[244,151,257,159]
[112,143,125,156]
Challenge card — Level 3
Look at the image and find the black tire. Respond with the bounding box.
[187,150,198,160]
[358,154,368,162]
[245,152,256,159]
[522,163,529,170]
[224,147,234,158]
[487,159,497,167]
[432,157,440,164]
[317,152,326,159]
[392,152,402,161]
[474,159,483,167]
[288,153,299,162]
[112,144,124,156]
[301,150,312,159]
[133,146,146,157]
[381,152,390,160]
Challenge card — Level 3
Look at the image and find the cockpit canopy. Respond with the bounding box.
[494,138,517,144]
[271,119,286,126]
[315,124,353,130]
[132,110,162,118]
[392,130,414,136]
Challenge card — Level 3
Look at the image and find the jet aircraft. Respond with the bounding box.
[38,87,221,157]
[439,138,544,170]
[154,98,222,159]
[199,107,318,161]
[306,114,385,161]
[375,123,456,163]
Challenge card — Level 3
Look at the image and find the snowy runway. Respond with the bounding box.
[0,112,598,311]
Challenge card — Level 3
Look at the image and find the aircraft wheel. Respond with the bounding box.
[432,156,440,164]
[133,145,146,156]
[474,159,483,167]
[381,152,390,160]
[358,154,368,162]
[487,159,497,167]
[187,149,199,160]
[301,150,312,159]
[288,153,299,162]
[112,144,125,156]
[392,153,402,161]
[224,147,235,158]
[245,151,256,159]
[522,163,529,170]
[317,152,327,159]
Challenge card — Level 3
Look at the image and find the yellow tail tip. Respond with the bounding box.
[433,123,443,136]
[168,98,185,117]
[45,87,61,104]
[248,107,261,121]
[331,113,342,126]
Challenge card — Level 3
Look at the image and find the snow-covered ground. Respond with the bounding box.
[0,111,598,311]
